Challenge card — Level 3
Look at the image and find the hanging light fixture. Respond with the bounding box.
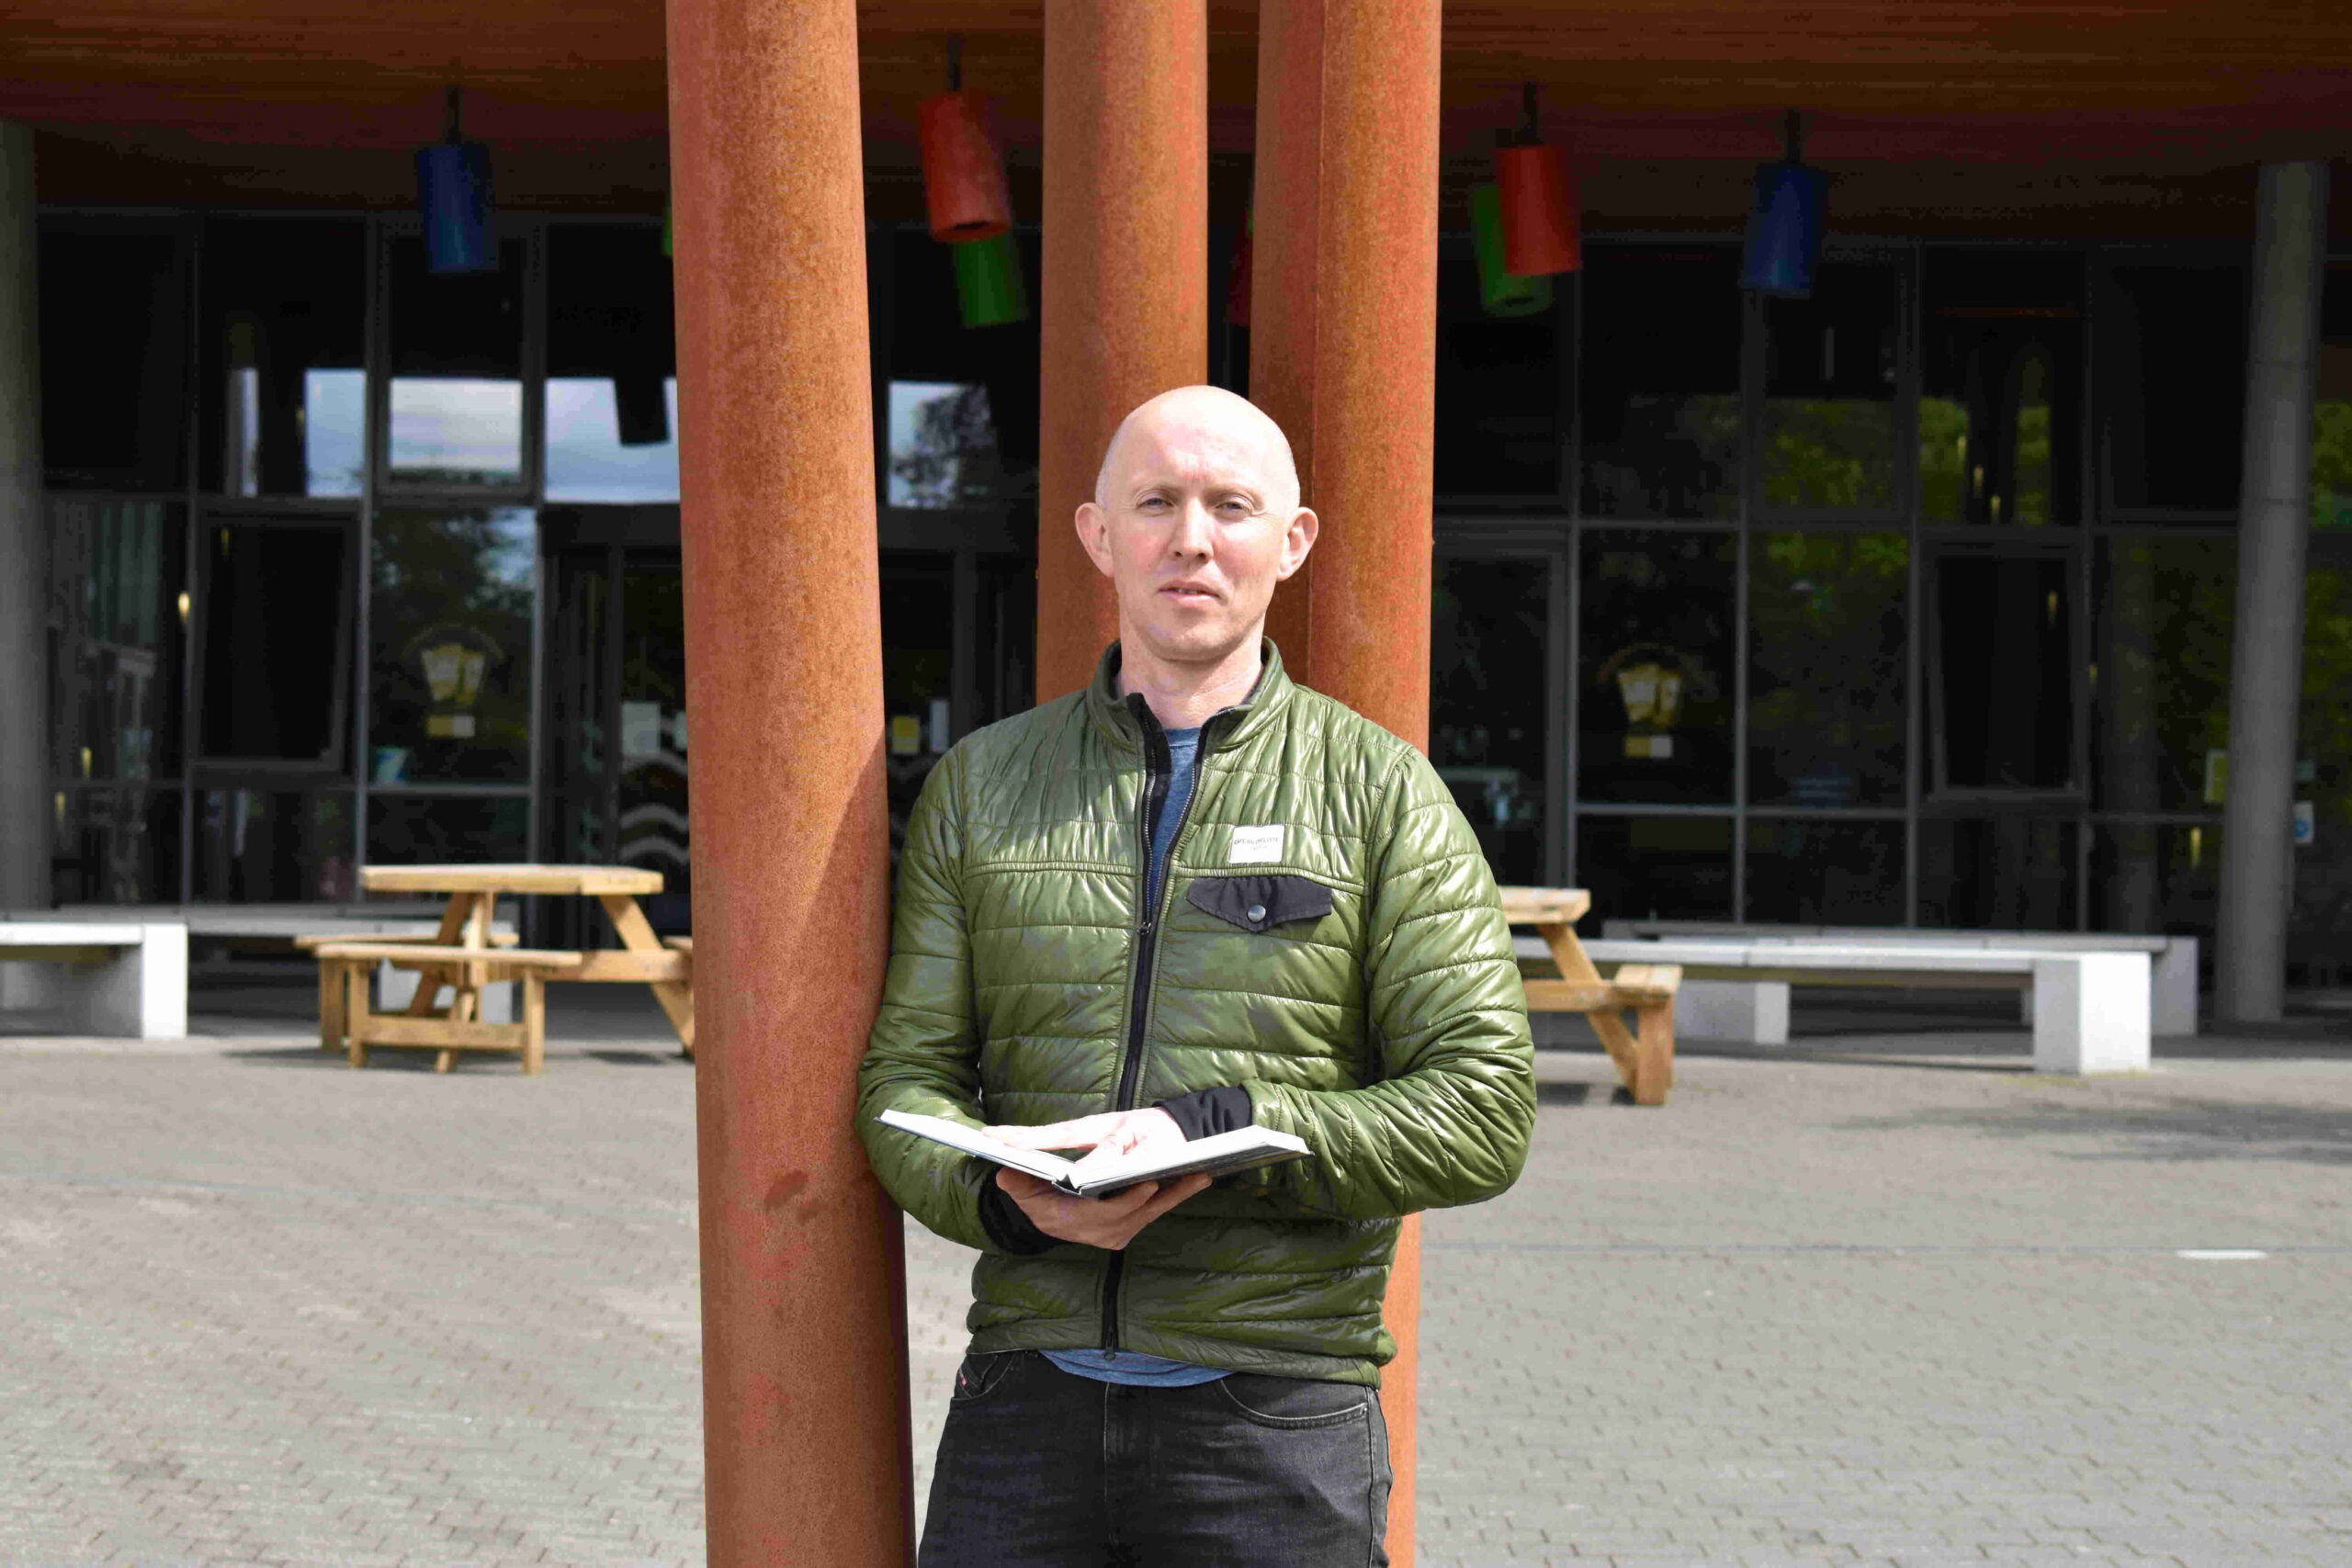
[919,38,1013,243]
[1493,83,1578,277]
[953,231,1029,328]
[1742,110,1829,299]
[1469,184,1552,318]
[415,85,496,275]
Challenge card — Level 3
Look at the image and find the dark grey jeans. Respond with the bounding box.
[918,1350,1392,1568]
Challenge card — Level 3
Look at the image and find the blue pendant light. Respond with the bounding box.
[416,86,496,275]
[1742,110,1827,299]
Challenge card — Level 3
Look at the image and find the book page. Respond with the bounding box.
[875,1110,1077,1187]
[1063,1126,1310,1197]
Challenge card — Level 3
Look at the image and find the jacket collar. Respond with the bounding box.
[1084,638,1295,754]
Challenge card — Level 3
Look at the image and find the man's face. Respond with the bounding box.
[1078,403,1316,670]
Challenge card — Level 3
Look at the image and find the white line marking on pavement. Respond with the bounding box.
[2176,1248,2269,1260]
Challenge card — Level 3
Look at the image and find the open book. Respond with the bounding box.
[876,1109,1309,1198]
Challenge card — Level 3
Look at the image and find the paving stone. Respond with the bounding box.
[6,997,2352,1562]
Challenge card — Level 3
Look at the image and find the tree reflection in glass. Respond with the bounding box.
[888,381,1005,508]
[1760,262,1898,513]
[1747,532,1907,807]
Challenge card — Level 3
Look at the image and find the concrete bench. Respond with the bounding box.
[1521,936,2151,1074]
[0,922,187,1038]
[1600,920,2199,1036]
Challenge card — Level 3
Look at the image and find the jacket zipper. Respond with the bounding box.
[1101,704,1218,1355]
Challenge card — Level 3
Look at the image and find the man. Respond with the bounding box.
[858,385,1534,1566]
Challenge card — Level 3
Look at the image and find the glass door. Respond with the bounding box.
[1430,546,1566,887]
[542,539,690,942]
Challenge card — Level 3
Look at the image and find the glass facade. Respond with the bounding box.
[31,209,2352,976]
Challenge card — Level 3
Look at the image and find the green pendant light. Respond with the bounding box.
[953,231,1029,328]
[1469,184,1553,318]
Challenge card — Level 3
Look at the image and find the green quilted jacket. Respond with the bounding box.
[855,641,1534,1386]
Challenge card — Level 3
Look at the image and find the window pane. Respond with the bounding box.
[1579,246,1742,519]
[2089,822,2216,938]
[887,230,1040,500]
[888,381,1004,508]
[369,508,537,784]
[1744,818,1906,924]
[40,221,189,491]
[386,234,526,488]
[366,794,528,868]
[198,219,368,498]
[1573,816,1734,923]
[198,518,353,768]
[618,559,690,932]
[53,785,182,905]
[547,223,680,502]
[1760,261,1898,513]
[2094,537,2231,813]
[1749,532,1908,807]
[1579,530,1736,804]
[194,788,356,901]
[2316,265,2352,530]
[2100,263,2246,513]
[1919,250,2085,527]
[50,499,184,784]
[880,552,955,856]
[1434,232,1565,500]
[1930,552,2076,795]
[1432,555,1553,886]
[1916,818,2076,930]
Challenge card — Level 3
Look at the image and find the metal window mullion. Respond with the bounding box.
[1733,287,1765,920]
[1899,243,1925,927]
[354,213,384,887]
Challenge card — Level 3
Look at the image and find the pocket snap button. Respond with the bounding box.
[1247,904,1267,922]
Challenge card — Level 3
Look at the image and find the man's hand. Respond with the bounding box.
[985,1108,1191,1166]
[986,1109,1208,1249]
[994,1168,1212,1249]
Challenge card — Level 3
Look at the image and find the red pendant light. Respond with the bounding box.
[919,39,1012,243]
[1493,83,1578,276]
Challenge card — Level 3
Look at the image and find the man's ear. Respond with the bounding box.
[1076,502,1116,578]
[1274,507,1319,582]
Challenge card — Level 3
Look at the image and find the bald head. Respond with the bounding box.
[1093,386,1300,514]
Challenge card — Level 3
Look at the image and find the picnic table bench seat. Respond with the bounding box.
[313,942,583,1075]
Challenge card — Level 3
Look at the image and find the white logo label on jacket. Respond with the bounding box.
[1227,825,1286,863]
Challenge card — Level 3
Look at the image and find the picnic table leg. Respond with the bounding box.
[522,974,547,1075]
[318,959,344,1051]
[1632,998,1675,1107]
[345,962,371,1070]
[1537,919,1645,1101]
[598,894,696,1053]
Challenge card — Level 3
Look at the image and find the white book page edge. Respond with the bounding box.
[875,1109,1075,1186]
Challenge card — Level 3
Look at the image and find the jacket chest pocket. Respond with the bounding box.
[1184,873,1335,934]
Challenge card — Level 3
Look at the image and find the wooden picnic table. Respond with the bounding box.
[1498,886,1679,1107]
[321,864,695,1072]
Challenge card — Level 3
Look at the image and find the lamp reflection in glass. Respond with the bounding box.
[1743,111,1828,299]
[415,86,495,276]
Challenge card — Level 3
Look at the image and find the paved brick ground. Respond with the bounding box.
[6,984,2352,1566]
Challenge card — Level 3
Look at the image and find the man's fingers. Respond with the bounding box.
[985,1115,1117,1151]
[1127,1172,1213,1225]
[995,1169,1052,1198]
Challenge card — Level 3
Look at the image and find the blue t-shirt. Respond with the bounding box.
[1046,726,1228,1389]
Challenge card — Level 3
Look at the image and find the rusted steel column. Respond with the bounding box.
[1036,0,1209,700]
[1251,4,1442,1562]
[665,2,910,1564]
